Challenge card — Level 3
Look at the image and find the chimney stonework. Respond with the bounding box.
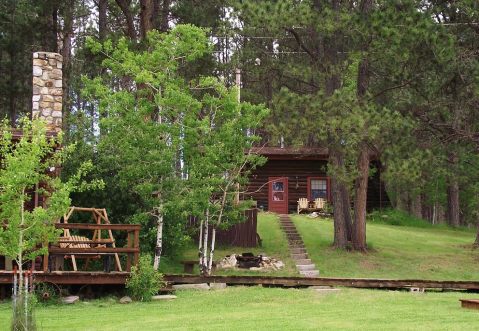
[32,52,63,132]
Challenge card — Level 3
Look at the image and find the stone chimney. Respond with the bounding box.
[32,52,63,132]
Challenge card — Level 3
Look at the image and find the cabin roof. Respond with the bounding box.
[250,146,381,161]
[250,147,329,160]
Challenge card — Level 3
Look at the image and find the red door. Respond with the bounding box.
[268,177,289,214]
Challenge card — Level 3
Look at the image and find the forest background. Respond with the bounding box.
[1,0,479,261]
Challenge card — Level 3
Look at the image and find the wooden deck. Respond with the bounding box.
[163,274,479,291]
[0,270,130,285]
[2,272,479,291]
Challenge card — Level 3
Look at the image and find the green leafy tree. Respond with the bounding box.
[83,25,267,271]
[183,77,267,275]
[0,118,102,331]
[236,0,454,250]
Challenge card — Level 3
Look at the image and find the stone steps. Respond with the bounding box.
[294,259,312,265]
[296,264,316,271]
[291,253,309,260]
[300,270,320,277]
[278,215,320,278]
[290,247,306,254]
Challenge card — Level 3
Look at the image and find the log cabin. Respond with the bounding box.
[245,146,390,214]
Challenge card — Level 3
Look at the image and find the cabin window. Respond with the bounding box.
[272,181,285,201]
[307,177,331,201]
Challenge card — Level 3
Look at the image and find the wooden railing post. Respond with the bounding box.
[126,231,132,272]
[134,228,139,267]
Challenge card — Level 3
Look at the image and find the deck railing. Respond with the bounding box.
[44,223,140,272]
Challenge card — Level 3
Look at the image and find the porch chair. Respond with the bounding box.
[297,198,309,214]
[314,198,325,210]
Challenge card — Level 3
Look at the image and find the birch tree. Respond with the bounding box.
[0,118,100,331]
[183,78,267,275]
[83,25,267,271]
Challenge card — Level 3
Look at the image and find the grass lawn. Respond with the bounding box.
[1,286,478,331]
[162,209,479,281]
[1,210,478,330]
[292,211,479,280]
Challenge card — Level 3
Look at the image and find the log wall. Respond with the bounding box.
[245,159,390,213]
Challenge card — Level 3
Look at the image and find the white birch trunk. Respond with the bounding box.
[198,218,203,264]
[18,191,25,297]
[207,227,216,275]
[153,212,163,270]
[200,209,209,275]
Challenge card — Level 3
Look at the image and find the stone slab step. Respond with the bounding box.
[290,247,306,254]
[281,225,296,229]
[287,235,302,241]
[300,270,320,277]
[288,242,304,248]
[294,259,312,265]
[291,253,309,260]
[296,264,316,271]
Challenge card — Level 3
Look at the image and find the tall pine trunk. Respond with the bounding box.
[350,0,372,252]
[330,150,349,249]
[352,144,369,251]
[446,153,460,227]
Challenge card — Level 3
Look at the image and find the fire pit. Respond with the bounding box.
[218,253,284,271]
[236,253,262,269]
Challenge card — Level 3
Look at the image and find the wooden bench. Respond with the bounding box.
[48,251,116,273]
[57,235,113,271]
[180,260,217,274]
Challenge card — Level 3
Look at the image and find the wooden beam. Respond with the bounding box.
[54,224,140,231]
[49,247,140,254]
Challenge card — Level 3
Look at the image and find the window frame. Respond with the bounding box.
[307,177,331,202]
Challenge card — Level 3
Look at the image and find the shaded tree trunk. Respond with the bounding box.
[114,0,137,40]
[330,149,349,249]
[140,0,155,39]
[475,217,479,246]
[341,182,353,242]
[99,0,108,42]
[446,152,460,227]
[160,0,171,33]
[351,0,372,252]
[446,184,460,227]
[352,144,369,251]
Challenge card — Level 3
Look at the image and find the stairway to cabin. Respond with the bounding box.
[279,215,319,277]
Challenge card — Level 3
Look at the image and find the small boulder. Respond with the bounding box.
[209,283,227,290]
[172,283,210,291]
[219,254,237,269]
[119,296,132,304]
[61,296,79,305]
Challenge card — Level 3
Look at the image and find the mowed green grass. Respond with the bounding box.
[291,211,479,280]
[1,211,479,330]
[1,286,478,331]
[164,210,479,281]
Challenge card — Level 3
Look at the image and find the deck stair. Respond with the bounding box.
[279,215,320,277]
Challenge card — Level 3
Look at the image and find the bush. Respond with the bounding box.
[126,255,166,302]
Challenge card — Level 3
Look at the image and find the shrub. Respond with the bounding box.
[126,255,166,302]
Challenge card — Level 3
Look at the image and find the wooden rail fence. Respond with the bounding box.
[188,209,259,248]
